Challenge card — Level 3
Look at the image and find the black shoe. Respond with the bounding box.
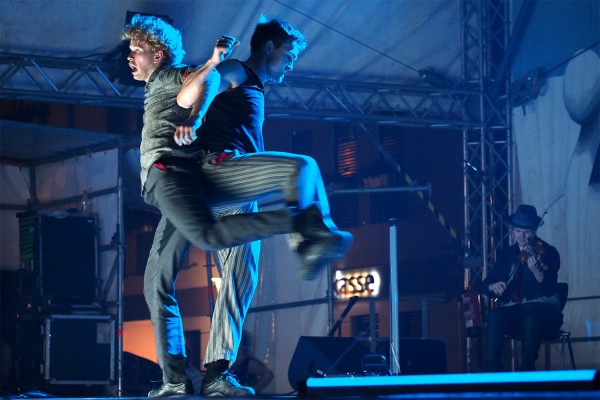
[297,230,353,279]
[148,381,193,397]
[295,205,353,280]
[200,371,255,397]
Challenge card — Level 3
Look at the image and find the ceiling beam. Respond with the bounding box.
[1,52,481,129]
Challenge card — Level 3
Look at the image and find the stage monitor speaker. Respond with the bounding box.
[122,352,162,396]
[19,213,98,305]
[288,336,371,391]
[376,337,447,375]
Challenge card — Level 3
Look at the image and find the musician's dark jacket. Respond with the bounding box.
[478,238,560,307]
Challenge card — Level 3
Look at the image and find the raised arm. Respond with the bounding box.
[174,35,239,146]
[177,36,237,107]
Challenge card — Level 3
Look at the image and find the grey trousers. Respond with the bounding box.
[143,151,331,383]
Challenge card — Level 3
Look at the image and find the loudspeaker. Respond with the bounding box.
[15,314,115,387]
[122,352,162,396]
[1,271,19,391]
[376,337,447,375]
[19,213,98,305]
[44,314,115,384]
[288,336,371,391]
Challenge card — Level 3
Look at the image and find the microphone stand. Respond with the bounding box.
[327,295,359,337]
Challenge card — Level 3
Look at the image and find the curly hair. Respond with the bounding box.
[122,14,185,66]
[250,16,307,55]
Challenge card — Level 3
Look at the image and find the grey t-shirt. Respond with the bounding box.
[140,64,200,190]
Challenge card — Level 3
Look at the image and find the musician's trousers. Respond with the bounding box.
[142,151,332,383]
[484,302,563,371]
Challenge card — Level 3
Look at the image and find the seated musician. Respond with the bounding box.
[478,204,563,371]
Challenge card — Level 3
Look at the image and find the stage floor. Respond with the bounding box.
[4,370,599,400]
[2,392,600,400]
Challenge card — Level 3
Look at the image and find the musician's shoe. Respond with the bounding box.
[200,371,255,397]
[295,205,353,280]
[148,380,193,397]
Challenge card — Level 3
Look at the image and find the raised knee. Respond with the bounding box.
[300,154,317,170]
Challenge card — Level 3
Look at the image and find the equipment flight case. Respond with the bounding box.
[17,313,115,386]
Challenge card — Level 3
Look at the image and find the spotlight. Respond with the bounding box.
[419,68,453,88]
[509,68,545,107]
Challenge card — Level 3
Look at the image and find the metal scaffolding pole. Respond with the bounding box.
[460,0,512,372]
[116,148,125,396]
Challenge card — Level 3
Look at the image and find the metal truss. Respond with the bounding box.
[264,78,480,129]
[0,51,480,243]
[0,53,144,108]
[0,1,513,262]
[1,52,480,129]
[461,0,513,373]
[461,0,512,274]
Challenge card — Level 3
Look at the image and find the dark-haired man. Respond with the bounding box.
[174,17,352,397]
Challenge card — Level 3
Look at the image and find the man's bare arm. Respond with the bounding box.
[174,36,238,146]
[177,35,238,109]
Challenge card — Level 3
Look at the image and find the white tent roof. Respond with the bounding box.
[1,0,461,86]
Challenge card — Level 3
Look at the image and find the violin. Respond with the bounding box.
[518,238,548,271]
[493,238,547,306]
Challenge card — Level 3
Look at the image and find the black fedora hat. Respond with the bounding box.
[507,204,542,229]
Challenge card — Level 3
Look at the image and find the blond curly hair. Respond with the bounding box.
[122,14,185,66]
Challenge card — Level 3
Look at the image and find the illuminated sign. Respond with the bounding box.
[334,268,381,299]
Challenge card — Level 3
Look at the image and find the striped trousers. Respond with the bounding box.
[143,151,332,383]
